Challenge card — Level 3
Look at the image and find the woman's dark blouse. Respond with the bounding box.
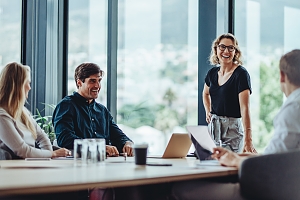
[205,66,252,118]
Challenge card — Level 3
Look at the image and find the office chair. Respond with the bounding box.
[0,149,12,160]
[239,149,300,200]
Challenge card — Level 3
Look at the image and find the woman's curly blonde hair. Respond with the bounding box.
[209,33,243,66]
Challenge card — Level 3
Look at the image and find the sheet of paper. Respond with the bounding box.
[186,125,216,152]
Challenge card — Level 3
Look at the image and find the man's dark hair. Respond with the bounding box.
[74,63,104,88]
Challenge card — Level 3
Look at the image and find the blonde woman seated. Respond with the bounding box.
[0,62,70,159]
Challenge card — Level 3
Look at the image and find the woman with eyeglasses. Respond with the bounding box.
[202,33,257,153]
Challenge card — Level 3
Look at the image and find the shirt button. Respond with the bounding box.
[92,119,94,121]
[95,132,97,134]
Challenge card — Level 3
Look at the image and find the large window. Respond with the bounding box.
[68,0,108,104]
[66,0,300,154]
[116,0,198,154]
[0,0,21,70]
[2,0,299,154]
[68,0,198,154]
[235,0,300,152]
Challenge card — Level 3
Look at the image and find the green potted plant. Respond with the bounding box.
[33,104,56,143]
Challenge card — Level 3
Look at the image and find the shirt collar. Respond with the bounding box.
[73,92,95,105]
[282,88,300,107]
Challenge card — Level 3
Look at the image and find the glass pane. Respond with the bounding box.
[68,0,107,105]
[235,0,300,152]
[0,0,21,71]
[217,0,227,35]
[117,0,198,154]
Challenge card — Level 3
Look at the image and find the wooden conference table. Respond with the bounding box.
[0,157,237,197]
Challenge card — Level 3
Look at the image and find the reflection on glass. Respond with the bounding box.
[68,0,107,104]
[117,0,198,154]
[0,0,21,71]
[235,0,300,152]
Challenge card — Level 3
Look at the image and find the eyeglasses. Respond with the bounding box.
[217,44,236,52]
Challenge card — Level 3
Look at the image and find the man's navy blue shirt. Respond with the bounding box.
[52,92,132,151]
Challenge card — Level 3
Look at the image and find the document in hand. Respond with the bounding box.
[186,125,220,165]
[186,125,216,152]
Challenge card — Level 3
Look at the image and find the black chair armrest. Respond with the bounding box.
[239,149,300,200]
[0,149,12,160]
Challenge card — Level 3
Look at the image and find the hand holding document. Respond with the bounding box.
[186,125,216,152]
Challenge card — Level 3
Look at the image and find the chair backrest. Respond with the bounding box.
[239,149,300,200]
[0,149,12,160]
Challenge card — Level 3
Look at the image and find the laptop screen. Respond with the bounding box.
[190,135,213,160]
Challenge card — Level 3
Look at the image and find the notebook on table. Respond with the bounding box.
[147,133,192,158]
[186,125,220,166]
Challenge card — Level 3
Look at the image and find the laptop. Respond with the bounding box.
[186,125,220,165]
[147,133,192,158]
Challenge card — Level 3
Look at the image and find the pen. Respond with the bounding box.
[120,153,127,161]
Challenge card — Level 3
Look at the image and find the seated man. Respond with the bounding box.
[170,49,300,200]
[53,63,133,156]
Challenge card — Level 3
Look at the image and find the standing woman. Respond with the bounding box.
[0,62,70,159]
[203,33,256,153]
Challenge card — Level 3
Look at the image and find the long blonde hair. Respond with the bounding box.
[0,62,37,139]
[209,33,243,66]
